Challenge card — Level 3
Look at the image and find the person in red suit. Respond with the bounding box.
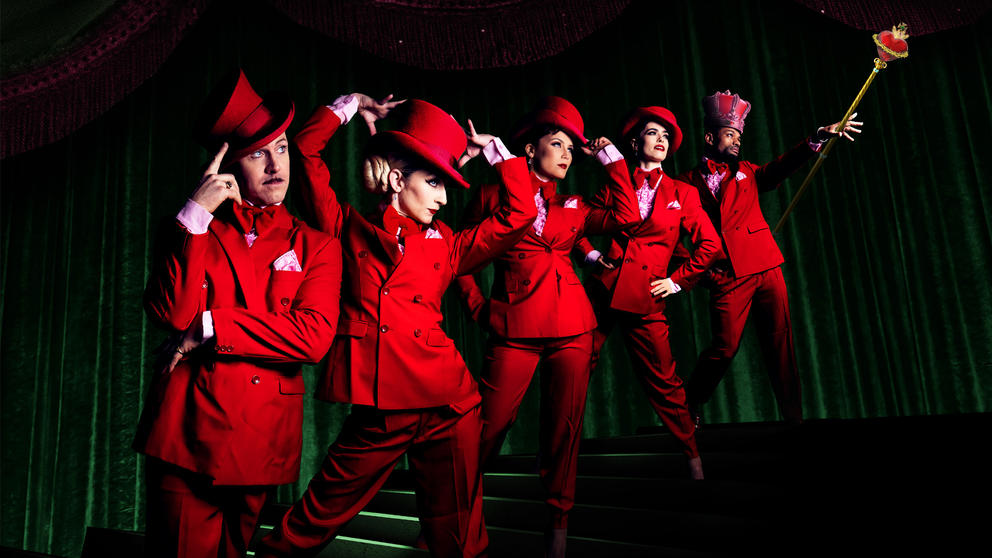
[255,95,537,558]
[134,70,342,557]
[677,90,862,426]
[575,106,720,480]
[453,96,640,557]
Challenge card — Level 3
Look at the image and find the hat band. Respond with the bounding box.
[235,103,275,141]
[420,141,457,170]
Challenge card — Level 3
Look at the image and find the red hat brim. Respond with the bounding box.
[620,107,683,153]
[221,92,295,166]
[371,130,470,189]
[510,108,589,149]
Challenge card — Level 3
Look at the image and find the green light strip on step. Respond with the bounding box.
[358,510,418,521]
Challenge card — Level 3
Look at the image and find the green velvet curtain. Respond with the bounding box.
[2,1,989,555]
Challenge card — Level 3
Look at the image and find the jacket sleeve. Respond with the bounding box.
[293,105,346,237]
[451,182,497,321]
[669,185,720,290]
[451,157,537,276]
[582,160,641,235]
[210,235,342,364]
[144,219,212,332]
[752,139,819,193]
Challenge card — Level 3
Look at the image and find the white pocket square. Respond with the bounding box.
[736,171,747,181]
[563,197,579,209]
[667,200,681,210]
[273,249,303,272]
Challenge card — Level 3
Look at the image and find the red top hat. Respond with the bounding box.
[510,96,589,149]
[369,99,470,189]
[193,69,295,165]
[619,106,683,153]
[702,90,751,133]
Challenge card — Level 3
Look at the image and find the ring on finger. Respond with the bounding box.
[225,181,233,189]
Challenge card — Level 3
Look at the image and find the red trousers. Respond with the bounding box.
[144,458,269,558]
[256,405,487,558]
[586,281,699,458]
[479,332,593,529]
[687,265,802,422]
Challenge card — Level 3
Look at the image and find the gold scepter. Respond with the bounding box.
[773,23,910,234]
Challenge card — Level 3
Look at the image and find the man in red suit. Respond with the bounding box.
[134,70,341,557]
[677,90,861,425]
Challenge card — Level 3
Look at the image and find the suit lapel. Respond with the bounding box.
[210,218,264,310]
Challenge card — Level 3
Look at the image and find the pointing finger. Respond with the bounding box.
[205,142,229,176]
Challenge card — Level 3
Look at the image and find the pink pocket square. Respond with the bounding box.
[273,250,303,272]
[563,197,579,209]
[667,200,681,210]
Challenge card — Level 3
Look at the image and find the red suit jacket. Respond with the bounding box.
[135,203,342,485]
[294,106,536,412]
[455,165,640,339]
[578,172,720,315]
[677,141,818,278]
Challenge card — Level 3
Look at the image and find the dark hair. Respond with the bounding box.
[625,118,669,155]
[511,124,565,157]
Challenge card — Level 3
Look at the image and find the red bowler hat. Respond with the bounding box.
[619,106,683,153]
[370,99,470,189]
[193,69,295,165]
[702,90,751,133]
[510,96,589,148]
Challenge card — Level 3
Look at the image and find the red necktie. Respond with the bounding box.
[706,159,729,177]
[632,167,662,188]
[232,203,279,237]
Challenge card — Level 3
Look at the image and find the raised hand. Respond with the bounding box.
[816,112,864,142]
[191,142,242,212]
[581,136,613,157]
[458,119,497,168]
[355,93,406,136]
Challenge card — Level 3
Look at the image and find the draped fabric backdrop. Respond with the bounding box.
[1,0,990,555]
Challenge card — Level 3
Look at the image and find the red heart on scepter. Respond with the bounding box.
[874,23,909,61]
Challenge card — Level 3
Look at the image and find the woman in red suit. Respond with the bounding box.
[256,95,536,558]
[576,106,720,480]
[454,96,640,557]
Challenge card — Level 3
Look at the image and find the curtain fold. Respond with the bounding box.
[1,0,990,555]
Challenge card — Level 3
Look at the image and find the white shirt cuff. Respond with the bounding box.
[666,278,682,294]
[483,137,514,165]
[177,199,213,234]
[328,94,359,125]
[596,144,624,165]
[201,311,214,341]
[585,250,602,265]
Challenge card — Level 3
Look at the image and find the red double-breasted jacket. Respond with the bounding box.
[454,163,640,339]
[578,171,720,315]
[135,203,342,485]
[677,141,819,278]
[294,106,537,412]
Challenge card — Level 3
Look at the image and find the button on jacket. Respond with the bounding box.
[135,203,342,486]
[456,165,640,339]
[580,172,719,315]
[293,106,537,412]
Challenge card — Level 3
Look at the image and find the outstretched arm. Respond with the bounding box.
[754,113,864,192]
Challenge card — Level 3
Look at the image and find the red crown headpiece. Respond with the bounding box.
[702,90,751,133]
